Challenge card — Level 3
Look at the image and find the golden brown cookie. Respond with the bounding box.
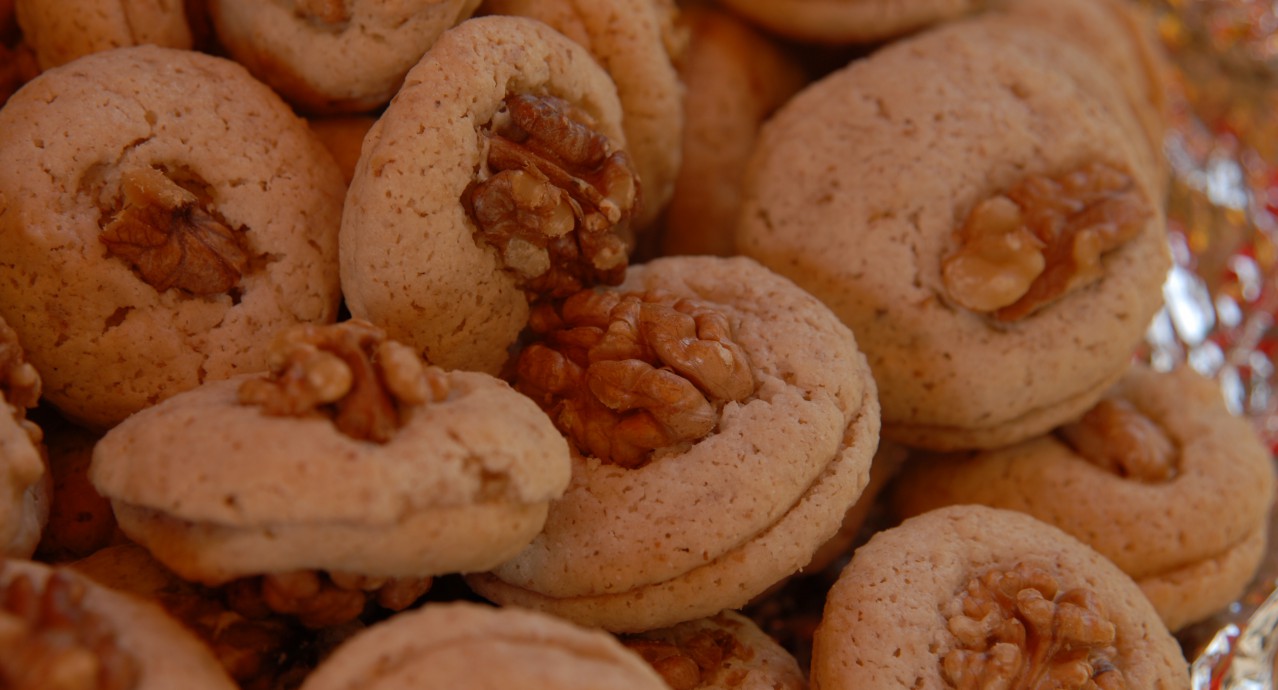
[90,320,571,626]
[661,6,807,257]
[480,0,685,230]
[621,610,806,690]
[715,0,986,44]
[0,316,45,559]
[340,16,638,374]
[298,601,670,690]
[737,15,1170,451]
[0,558,238,689]
[0,46,345,429]
[466,255,880,632]
[890,363,1276,631]
[812,505,1190,689]
[209,0,481,114]
[15,0,192,70]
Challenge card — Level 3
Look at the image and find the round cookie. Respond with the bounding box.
[467,255,880,632]
[341,16,638,374]
[0,559,238,690]
[0,46,344,429]
[714,0,986,44]
[0,316,46,559]
[889,363,1276,632]
[811,505,1190,689]
[15,0,192,71]
[298,601,670,690]
[737,16,1170,451]
[621,610,806,690]
[208,0,481,114]
[480,0,685,230]
[661,6,807,257]
[90,320,572,626]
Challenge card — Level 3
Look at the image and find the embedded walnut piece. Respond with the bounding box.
[0,569,140,690]
[1057,397,1177,482]
[941,563,1125,690]
[237,319,450,444]
[99,166,251,296]
[0,317,41,445]
[941,162,1151,321]
[226,570,431,630]
[464,92,640,298]
[623,630,740,690]
[514,290,754,468]
[294,0,350,28]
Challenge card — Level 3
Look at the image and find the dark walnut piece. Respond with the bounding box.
[513,289,754,468]
[941,162,1152,322]
[224,570,432,630]
[237,319,449,444]
[0,317,41,445]
[463,92,640,298]
[99,166,251,296]
[0,569,140,690]
[623,629,742,690]
[942,563,1125,690]
[1057,397,1177,482]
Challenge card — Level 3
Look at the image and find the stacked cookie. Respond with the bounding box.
[0,0,1262,688]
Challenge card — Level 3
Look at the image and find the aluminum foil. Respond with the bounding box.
[1143,0,1278,686]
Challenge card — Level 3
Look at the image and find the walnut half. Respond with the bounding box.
[941,162,1151,321]
[1057,397,1177,482]
[941,563,1125,690]
[464,93,640,299]
[622,629,741,690]
[0,568,140,690]
[237,319,449,444]
[513,289,754,468]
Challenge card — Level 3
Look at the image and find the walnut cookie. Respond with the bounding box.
[208,0,481,114]
[812,505,1189,690]
[88,320,572,626]
[736,13,1170,451]
[467,255,880,632]
[15,0,192,71]
[298,601,669,690]
[340,16,638,375]
[0,46,344,430]
[479,0,684,230]
[0,316,47,559]
[713,0,987,44]
[0,559,238,690]
[621,610,806,690]
[890,363,1276,632]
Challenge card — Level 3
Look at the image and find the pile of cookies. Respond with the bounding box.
[0,0,1268,688]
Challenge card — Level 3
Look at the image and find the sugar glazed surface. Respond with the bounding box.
[0,0,1241,689]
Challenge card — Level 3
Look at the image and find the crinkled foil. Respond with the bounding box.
[1142,0,1278,686]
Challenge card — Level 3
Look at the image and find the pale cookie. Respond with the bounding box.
[91,320,571,627]
[812,505,1189,689]
[298,601,670,690]
[0,46,344,429]
[0,559,238,689]
[737,16,1170,451]
[890,363,1276,631]
[15,0,192,70]
[480,0,684,230]
[209,0,481,114]
[661,6,807,257]
[714,0,986,44]
[467,255,880,632]
[0,316,46,559]
[621,610,806,690]
[341,16,637,374]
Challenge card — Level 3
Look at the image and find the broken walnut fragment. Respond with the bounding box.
[941,162,1151,321]
[237,319,449,444]
[1057,397,1177,482]
[225,570,432,630]
[942,563,1125,690]
[622,630,738,690]
[465,92,640,298]
[99,166,250,296]
[0,317,41,446]
[0,569,140,690]
[514,289,753,468]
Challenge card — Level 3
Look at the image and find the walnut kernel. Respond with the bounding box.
[464,93,640,298]
[0,317,41,446]
[941,563,1125,690]
[623,629,739,690]
[1057,397,1177,482]
[226,570,431,630]
[514,290,754,468]
[942,162,1151,321]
